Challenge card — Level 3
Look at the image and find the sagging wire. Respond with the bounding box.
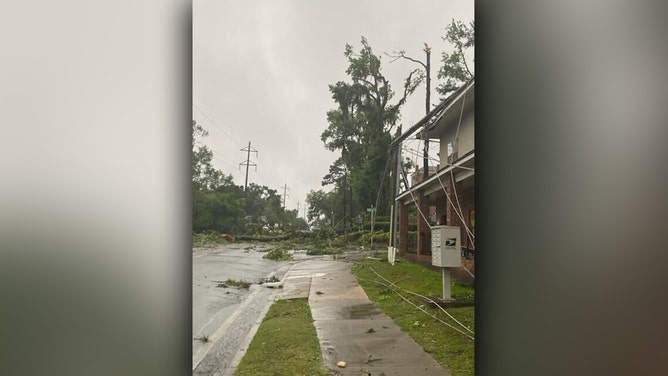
[433,165,477,277]
[441,94,477,279]
[369,266,474,336]
[400,145,474,243]
[399,163,432,228]
[194,140,243,170]
[403,144,475,172]
[411,137,423,183]
[400,157,473,248]
[389,282,474,340]
[357,268,474,341]
[193,101,244,148]
[392,89,476,278]
[412,91,475,249]
[402,146,440,164]
[447,91,475,249]
[449,171,473,246]
[436,174,475,247]
[373,151,392,216]
[402,139,475,247]
[460,264,475,279]
[398,160,475,279]
[361,275,474,340]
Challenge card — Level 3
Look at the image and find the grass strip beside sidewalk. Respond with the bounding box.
[352,257,475,376]
[234,298,328,376]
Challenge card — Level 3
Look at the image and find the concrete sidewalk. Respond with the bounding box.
[281,259,449,376]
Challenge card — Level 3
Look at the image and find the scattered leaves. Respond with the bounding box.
[194,335,209,343]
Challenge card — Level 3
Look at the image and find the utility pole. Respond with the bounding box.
[283,183,290,229]
[281,183,290,209]
[388,44,432,181]
[391,126,402,251]
[423,43,431,180]
[386,44,433,262]
[239,141,258,191]
[367,205,377,248]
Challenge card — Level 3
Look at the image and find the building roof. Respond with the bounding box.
[388,77,474,149]
[396,150,474,203]
[423,80,474,139]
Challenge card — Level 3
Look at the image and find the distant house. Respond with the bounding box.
[393,79,474,267]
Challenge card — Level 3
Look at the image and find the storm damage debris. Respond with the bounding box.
[213,279,251,289]
[220,234,236,242]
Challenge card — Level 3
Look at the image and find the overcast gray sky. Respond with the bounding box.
[193,1,473,216]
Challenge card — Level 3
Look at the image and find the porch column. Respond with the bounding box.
[436,196,447,226]
[416,192,429,255]
[398,201,408,254]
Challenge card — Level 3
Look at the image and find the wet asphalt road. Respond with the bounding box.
[192,243,291,375]
[192,243,372,375]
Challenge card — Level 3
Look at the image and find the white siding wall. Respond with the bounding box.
[439,109,474,165]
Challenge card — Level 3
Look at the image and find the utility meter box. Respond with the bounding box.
[431,225,461,267]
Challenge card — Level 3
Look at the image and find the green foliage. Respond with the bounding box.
[192,120,308,235]
[437,19,475,97]
[243,183,282,226]
[217,278,251,289]
[192,190,245,234]
[359,231,391,249]
[367,221,391,232]
[303,226,349,254]
[192,231,227,248]
[265,228,400,255]
[341,230,365,242]
[234,299,328,376]
[313,226,338,239]
[305,189,338,227]
[372,231,390,245]
[193,121,230,192]
[306,247,342,256]
[263,248,294,261]
[320,36,421,230]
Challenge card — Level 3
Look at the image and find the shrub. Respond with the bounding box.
[314,226,337,239]
[192,231,226,247]
[306,247,342,256]
[263,248,293,261]
[357,231,391,249]
[372,231,390,244]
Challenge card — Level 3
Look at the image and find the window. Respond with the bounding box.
[447,138,459,164]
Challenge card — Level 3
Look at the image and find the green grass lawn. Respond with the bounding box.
[351,257,475,376]
[234,298,328,376]
[234,255,474,375]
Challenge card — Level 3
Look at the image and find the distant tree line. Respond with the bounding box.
[192,120,307,234]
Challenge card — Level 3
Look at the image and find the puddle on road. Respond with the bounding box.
[342,302,380,319]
